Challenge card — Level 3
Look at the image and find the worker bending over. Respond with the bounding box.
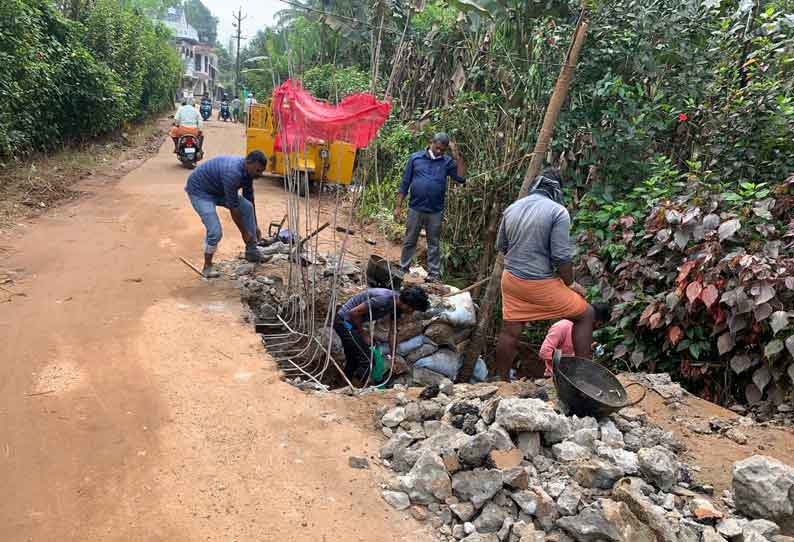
[334,286,430,382]
[185,152,268,278]
[539,305,611,377]
[492,168,598,381]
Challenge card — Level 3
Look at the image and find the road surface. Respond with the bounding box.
[0,120,428,541]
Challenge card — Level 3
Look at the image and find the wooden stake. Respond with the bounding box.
[441,277,491,298]
[178,256,207,280]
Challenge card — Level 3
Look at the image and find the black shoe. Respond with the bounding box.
[244,247,264,263]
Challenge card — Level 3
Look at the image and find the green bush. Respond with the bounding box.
[302,64,372,103]
[575,158,794,404]
[0,0,181,159]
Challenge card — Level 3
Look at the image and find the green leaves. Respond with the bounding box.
[1,0,180,158]
[302,65,371,102]
[445,0,571,23]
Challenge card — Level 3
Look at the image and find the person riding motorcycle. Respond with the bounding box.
[200,93,212,120]
[218,94,230,121]
[169,99,204,153]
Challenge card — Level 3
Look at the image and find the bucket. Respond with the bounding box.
[366,255,403,289]
[552,350,646,418]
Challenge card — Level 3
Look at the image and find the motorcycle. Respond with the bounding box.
[177,133,203,169]
[219,100,231,122]
[199,99,212,121]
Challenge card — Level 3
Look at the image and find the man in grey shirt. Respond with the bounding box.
[497,189,574,281]
[492,169,597,380]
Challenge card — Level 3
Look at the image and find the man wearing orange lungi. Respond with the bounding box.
[169,98,203,153]
[493,168,596,380]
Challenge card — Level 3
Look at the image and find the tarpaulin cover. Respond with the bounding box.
[272,79,390,149]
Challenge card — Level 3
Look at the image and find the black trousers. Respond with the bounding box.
[333,316,370,379]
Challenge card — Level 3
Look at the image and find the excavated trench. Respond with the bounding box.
[217,250,487,391]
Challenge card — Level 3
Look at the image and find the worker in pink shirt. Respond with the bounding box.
[539,304,611,376]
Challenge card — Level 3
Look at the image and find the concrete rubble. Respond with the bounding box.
[733,455,794,532]
[374,383,794,542]
[222,257,794,540]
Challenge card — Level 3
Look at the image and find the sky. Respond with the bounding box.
[202,0,283,50]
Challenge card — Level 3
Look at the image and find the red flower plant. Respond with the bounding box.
[678,112,688,123]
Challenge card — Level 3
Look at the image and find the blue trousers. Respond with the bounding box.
[188,192,257,254]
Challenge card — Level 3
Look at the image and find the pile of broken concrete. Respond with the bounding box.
[376,382,794,542]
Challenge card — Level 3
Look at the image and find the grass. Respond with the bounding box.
[0,118,168,230]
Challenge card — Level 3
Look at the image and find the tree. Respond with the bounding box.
[1,0,180,158]
[458,9,591,382]
[183,0,218,45]
[215,44,235,87]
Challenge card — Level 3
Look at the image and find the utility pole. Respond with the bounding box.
[232,7,247,97]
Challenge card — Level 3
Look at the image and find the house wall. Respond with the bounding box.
[159,9,221,101]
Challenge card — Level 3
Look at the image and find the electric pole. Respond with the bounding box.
[232,7,247,97]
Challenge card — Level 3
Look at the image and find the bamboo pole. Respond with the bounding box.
[457,10,590,383]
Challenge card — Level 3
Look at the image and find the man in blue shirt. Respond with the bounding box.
[185,151,268,278]
[394,132,466,281]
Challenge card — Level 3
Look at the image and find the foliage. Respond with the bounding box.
[553,0,794,191]
[243,0,794,404]
[183,0,218,44]
[575,159,794,405]
[0,0,181,159]
[302,64,372,102]
[215,44,235,87]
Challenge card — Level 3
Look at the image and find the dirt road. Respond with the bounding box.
[0,120,430,541]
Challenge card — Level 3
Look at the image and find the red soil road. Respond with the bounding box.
[0,120,429,541]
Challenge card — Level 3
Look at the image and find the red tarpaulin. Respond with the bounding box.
[272,80,391,150]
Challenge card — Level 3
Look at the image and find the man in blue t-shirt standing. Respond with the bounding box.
[185,151,268,278]
[394,132,466,282]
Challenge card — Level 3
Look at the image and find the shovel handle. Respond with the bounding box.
[622,382,648,407]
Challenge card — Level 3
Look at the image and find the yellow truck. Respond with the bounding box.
[245,102,357,185]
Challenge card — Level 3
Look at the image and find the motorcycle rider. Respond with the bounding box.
[218,94,230,121]
[200,92,212,120]
[169,98,203,153]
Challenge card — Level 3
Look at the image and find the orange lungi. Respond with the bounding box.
[168,126,200,138]
[501,271,588,322]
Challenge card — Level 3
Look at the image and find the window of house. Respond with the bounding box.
[195,54,201,72]
[204,56,208,72]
